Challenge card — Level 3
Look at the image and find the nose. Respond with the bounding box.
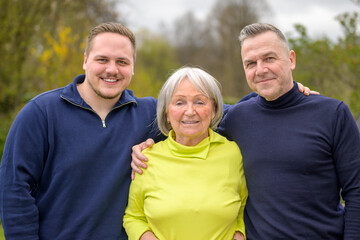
[256,61,268,76]
[185,103,195,115]
[106,61,119,74]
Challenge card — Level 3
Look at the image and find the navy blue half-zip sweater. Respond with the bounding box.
[218,82,360,240]
[0,75,160,239]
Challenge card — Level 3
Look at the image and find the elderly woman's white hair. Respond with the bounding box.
[157,66,223,136]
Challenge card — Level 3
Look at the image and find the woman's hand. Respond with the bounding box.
[232,231,245,240]
[131,138,155,180]
[139,231,159,240]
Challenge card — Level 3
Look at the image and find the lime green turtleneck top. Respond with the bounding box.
[123,129,247,240]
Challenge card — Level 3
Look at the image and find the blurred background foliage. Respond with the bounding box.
[0,0,360,162]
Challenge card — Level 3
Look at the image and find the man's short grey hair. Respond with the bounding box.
[239,23,288,49]
[157,67,223,136]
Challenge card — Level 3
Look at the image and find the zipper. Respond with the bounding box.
[61,96,136,128]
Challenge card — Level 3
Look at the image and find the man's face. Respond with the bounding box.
[82,32,134,101]
[241,31,296,101]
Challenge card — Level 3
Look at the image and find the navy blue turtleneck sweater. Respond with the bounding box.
[218,82,360,240]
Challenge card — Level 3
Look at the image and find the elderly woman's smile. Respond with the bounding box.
[166,78,215,146]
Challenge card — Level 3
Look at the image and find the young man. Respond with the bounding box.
[0,22,159,239]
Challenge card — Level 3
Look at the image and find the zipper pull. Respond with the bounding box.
[102,120,106,128]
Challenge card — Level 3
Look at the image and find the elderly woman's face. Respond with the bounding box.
[167,78,215,146]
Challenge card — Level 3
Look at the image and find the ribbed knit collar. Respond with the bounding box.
[257,81,303,109]
[166,129,224,160]
[61,74,138,109]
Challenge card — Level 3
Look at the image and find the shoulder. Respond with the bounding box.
[142,139,168,156]
[227,97,257,114]
[303,94,346,114]
[124,89,157,109]
[306,94,342,105]
[17,87,65,117]
[212,131,241,153]
[31,87,65,104]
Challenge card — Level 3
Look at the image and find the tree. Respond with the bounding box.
[289,1,360,116]
[168,0,270,102]
[0,0,122,158]
[129,29,181,98]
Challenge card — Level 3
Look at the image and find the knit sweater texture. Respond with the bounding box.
[0,75,159,240]
[218,82,360,240]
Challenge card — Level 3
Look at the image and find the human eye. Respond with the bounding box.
[175,100,184,106]
[196,100,205,105]
[265,56,275,62]
[246,61,255,69]
[96,58,107,63]
[117,59,130,65]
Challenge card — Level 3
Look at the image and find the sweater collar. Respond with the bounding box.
[60,74,138,109]
[166,129,224,160]
[257,81,303,109]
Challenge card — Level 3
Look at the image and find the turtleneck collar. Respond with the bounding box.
[166,129,224,160]
[257,81,303,109]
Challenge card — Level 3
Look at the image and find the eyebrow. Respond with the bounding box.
[172,93,209,98]
[262,51,278,58]
[243,51,278,64]
[94,55,131,61]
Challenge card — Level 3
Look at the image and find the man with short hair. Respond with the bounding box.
[0,22,159,239]
[218,23,360,239]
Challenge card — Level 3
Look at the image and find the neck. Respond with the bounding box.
[173,131,209,146]
[77,82,120,120]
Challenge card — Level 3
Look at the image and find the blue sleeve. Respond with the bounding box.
[223,92,257,117]
[0,101,46,239]
[333,103,360,239]
[238,92,258,103]
[219,92,257,138]
[142,97,166,143]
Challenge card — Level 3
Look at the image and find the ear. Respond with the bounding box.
[83,53,87,71]
[289,50,296,71]
[211,103,216,120]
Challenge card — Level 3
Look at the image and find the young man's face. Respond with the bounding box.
[82,32,134,101]
[241,31,296,101]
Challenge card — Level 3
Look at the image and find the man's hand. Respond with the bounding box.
[131,138,155,180]
[298,82,320,95]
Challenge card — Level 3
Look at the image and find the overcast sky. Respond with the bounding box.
[121,0,359,41]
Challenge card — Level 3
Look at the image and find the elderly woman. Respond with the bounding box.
[123,67,247,240]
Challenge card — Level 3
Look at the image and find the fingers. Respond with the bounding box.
[297,82,320,96]
[143,138,155,150]
[310,90,320,95]
[297,82,309,95]
[303,87,311,96]
[131,170,135,180]
[131,151,147,170]
[130,139,155,178]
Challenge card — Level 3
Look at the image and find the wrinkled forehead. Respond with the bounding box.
[241,32,289,56]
